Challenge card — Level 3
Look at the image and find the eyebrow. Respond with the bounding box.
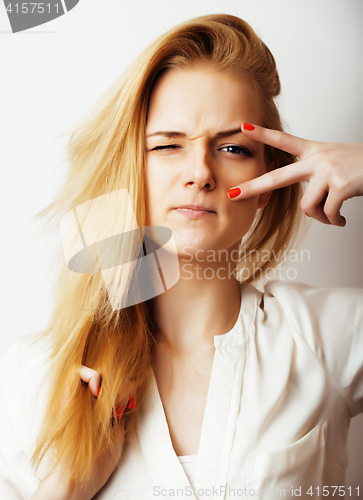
[145,128,244,139]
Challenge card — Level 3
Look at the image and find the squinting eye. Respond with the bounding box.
[149,145,181,151]
[220,145,253,157]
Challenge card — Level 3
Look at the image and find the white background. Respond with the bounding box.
[0,0,362,488]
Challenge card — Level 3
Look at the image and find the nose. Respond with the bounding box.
[184,143,216,190]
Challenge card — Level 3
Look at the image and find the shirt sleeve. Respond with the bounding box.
[265,280,363,418]
[0,341,43,499]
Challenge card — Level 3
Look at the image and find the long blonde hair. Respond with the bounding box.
[30,14,303,488]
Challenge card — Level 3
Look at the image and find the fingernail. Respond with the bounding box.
[228,187,242,199]
[243,122,255,131]
[305,213,310,217]
[128,395,136,409]
[116,405,125,419]
[97,385,101,396]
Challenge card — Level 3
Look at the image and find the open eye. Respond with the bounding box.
[219,145,253,157]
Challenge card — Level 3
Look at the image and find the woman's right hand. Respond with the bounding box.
[31,366,136,500]
[227,124,363,227]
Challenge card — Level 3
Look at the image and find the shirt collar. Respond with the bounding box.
[213,281,262,350]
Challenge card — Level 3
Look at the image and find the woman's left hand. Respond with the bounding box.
[227,123,363,227]
[31,366,135,500]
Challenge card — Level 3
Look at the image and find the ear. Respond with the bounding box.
[257,191,273,208]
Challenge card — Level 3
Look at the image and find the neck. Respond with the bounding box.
[151,255,242,356]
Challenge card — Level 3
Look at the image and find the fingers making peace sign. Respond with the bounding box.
[227,123,363,227]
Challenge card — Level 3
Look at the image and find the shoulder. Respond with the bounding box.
[0,336,51,395]
[263,278,362,300]
[0,337,52,455]
[259,280,363,372]
[0,339,51,495]
[262,279,362,325]
[242,279,363,350]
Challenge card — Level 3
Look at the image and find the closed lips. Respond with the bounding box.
[174,205,216,212]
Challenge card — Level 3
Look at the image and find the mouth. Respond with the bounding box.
[174,204,216,212]
[172,204,217,217]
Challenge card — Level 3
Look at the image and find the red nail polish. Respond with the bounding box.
[128,395,136,409]
[243,122,255,131]
[228,187,242,199]
[97,385,101,396]
[116,405,125,419]
[305,213,310,217]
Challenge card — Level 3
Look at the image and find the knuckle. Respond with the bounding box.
[330,177,349,195]
[269,168,281,180]
[299,198,309,212]
[319,155,342,180]
[314,150,328,165]
[322,203,339,224]
[323,207,335,220]
[241,182,253,195]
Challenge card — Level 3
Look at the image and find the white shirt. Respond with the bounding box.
[0,280,362,500]
[178,455,198,487]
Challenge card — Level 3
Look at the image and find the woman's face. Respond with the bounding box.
[144,62,271,259]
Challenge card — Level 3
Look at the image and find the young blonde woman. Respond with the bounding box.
[0,14,362,500]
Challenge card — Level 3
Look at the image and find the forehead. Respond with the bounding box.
[146,63,263,136]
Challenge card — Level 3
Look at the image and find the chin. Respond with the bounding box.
[173,230,215,253]
[175,239,237,265]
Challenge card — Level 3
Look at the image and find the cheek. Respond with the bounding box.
[144,160,174,224]
[144,163,157,223]
[144,160,156,192]
[223,160,266,190]
[144,161,163,204]
[145,158,173,192]
[229,197,260,235]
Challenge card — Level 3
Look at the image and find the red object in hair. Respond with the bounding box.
[116,405,125,419]
[128,395,136,409]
